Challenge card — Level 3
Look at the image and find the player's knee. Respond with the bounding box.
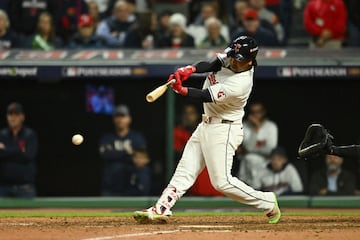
[211,178,229,192]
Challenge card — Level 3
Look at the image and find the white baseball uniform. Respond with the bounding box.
[156,54,276,214]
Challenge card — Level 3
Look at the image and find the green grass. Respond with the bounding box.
[0,211,360,218]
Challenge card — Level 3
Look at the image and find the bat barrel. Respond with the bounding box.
[146,94,155,102]
[145,79,176,103]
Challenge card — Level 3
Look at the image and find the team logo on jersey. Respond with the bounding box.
[208,73,218,85]
[217,91,225,100]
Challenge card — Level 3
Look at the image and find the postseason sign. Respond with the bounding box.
[0,49,359,80]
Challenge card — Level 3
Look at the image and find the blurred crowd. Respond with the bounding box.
[0,0,359,51]
[0,100,359,197]
[0,102,152,197]
[174,102,359,197]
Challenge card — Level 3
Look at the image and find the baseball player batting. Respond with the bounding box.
[134,36,281,224]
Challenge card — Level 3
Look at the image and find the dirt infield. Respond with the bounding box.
[1,209,360,240]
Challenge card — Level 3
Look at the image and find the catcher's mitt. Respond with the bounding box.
[298,124,334,158]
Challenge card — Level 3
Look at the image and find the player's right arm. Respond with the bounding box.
[168,54,230,102]
[170,54,226,82]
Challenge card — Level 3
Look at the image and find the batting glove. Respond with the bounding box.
[170,73,188,96]
[175,65,196,82]
[167,73,177,83]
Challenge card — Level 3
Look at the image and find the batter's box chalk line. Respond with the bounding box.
[81,230,179,240]
[81,227,235,240]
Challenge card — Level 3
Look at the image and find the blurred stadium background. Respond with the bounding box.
[0,0,360,210]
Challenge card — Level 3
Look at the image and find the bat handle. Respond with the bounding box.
[166,79,176,86]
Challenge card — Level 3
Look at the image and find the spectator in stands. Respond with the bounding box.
[215,0,234,26]
[278,0,293,44]
[68,14,105,49]
[29,12,62,50]
[230,0,248,32]
[198,17,227,48]
[192,2,218,26]
[189,0,231,25]
[254,147,303,196]
[344,0,360,47]
[0,10,19,49]
[173,103,200,161]
[96,0,135,48]
[231,8,278,46]
[0,103,38,198]
[265,0,280,16]
[157,13,194,48]
[124,12,158,49]
[85,0,111,19]
[99,104,147,196]
[304,0,347,49]
[86,0,102,27]
[310,154,356,196]
[156,10,173,40]
[8,0,55,36]
[107,0,149,14]
[126,149,151,196]
[173,103,221,196]
[188,2,230,46]
[238,102,278,187]
[249,0,284,43]
[57,0,89,43]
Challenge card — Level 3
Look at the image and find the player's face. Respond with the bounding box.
[113,114,131,131]
[7,113,25,129]
[229,58,251,72]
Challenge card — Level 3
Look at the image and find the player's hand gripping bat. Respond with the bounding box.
[146,79,176,102]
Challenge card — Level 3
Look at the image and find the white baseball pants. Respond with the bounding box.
[168,122,276,213]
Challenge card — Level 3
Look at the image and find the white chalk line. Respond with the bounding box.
[81,230,179,240]
[179,225,233,228]
[0,223,36,226]
[81,227,235,240]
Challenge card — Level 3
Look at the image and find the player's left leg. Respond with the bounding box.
[202,123,281,224]
[134,124,206,223]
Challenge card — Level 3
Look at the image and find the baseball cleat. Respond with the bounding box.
[133,206,172,224]
[267,193,281,224]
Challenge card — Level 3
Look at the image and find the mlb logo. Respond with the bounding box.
[280,67,292,77]
[66,67,77,77]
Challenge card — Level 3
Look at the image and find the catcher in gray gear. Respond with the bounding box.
[298,124,360,160]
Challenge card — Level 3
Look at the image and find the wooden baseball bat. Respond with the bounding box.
[146,79,176,102]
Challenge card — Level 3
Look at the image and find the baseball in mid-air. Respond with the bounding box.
[72,134,84,145]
